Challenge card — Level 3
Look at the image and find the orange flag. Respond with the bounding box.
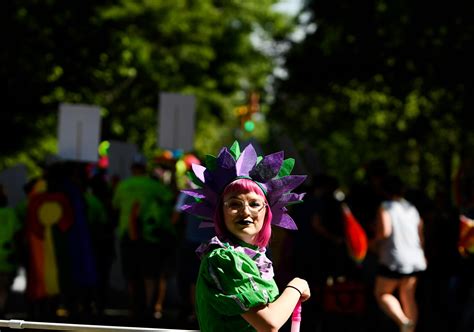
[458,215,474,257]
[342,203,368,264]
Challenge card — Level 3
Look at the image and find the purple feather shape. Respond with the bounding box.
[181,141,307,231]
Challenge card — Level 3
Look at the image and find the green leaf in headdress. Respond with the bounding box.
[229,141,241,160]
[278,158,295,177]
[186,170,204,187]
[205,154,217,171]
[256,156,263,164]
[286,199,304,206]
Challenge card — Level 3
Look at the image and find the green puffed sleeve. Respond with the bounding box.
[200,247,278,316]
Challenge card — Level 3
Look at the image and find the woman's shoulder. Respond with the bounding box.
[204,242,258,270]
[205,243,249,263]
[203,247,266,286]
[197,236,230,257]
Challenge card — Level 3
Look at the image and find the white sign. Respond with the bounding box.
[158,92,196,152]
[58,103,101,162]
[107,140,138,180]
[0,164,28,208]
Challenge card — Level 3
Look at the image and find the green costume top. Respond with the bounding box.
[85,192,108,227]
[195,236,279,332]
[112,175,173,242]
[0,206,22,272]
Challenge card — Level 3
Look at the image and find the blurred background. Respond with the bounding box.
[3,0,474,331]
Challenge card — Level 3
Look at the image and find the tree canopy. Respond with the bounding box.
[5,0,473,201]
[5,0,293,173]
[271,0,473,197]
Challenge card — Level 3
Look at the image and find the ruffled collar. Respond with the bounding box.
[197,236,274,280]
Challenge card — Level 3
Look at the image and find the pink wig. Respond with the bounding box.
[214,178,273,248]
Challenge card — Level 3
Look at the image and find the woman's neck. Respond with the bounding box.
[228,234,258,249]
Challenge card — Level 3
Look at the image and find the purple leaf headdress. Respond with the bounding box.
[181,141,306,230]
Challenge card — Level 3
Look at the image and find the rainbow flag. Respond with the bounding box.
[26,192,73,300]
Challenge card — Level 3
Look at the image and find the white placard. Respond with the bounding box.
[0,164,28,208]
[107,140,138,180]
[158,92,196,151]
[58,103,101,162]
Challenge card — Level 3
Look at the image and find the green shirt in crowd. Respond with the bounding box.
[112,175,173,243]
[0,206,22,272]
[85,192,108,227]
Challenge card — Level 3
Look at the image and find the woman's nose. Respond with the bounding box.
[240,203,252,215]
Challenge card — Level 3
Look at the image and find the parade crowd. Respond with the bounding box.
[0,154,472,332]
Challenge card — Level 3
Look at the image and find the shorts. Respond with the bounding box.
[377,264,423,279]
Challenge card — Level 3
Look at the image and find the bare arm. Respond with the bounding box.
[374,206,392,240]
[418,217,425,249]
[369,207,390,253]
[241,278,310,332]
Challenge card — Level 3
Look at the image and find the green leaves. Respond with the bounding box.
[272,0,473,195]
[277,158,295,178]
[5,0,294,171]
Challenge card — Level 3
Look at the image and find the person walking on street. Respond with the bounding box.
[373,176,427,332]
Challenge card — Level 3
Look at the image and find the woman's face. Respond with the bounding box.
[222,191,267,245]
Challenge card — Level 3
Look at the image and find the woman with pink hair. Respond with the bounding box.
[181,142,310,331]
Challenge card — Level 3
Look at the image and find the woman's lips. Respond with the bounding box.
[237,219,253,225]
